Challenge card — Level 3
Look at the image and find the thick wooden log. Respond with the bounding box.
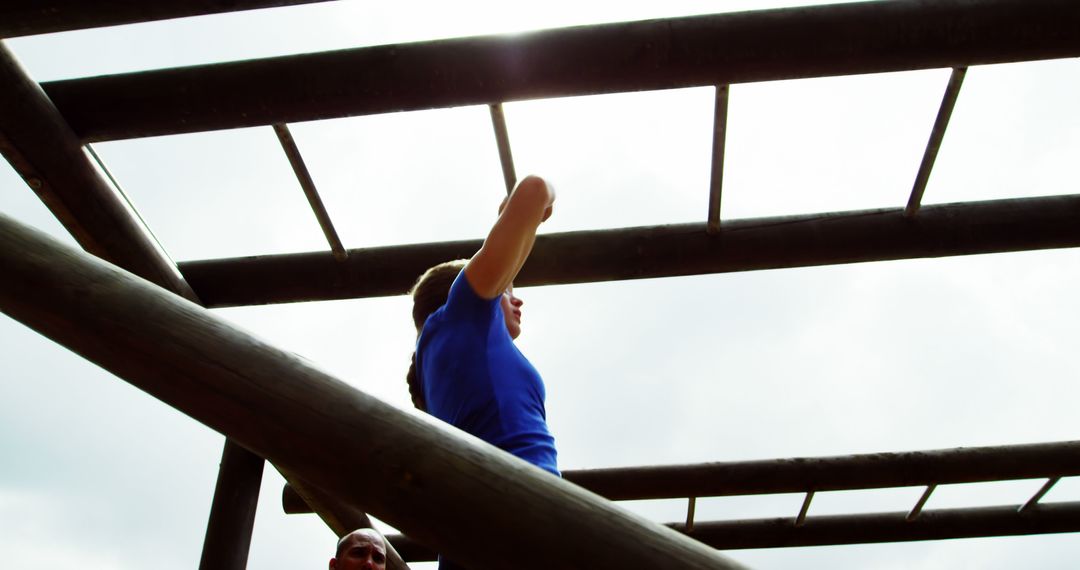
[180,194,1080,308]
[284,440,1080,512]
[41,0,1080,142]
[386,502,1080,560]
[0,1,329,38]
[0,212,744,570]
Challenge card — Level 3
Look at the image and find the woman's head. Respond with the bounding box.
[410,259,468,333]
[406,259,467,413]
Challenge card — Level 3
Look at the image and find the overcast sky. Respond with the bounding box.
[2,1,1079,568]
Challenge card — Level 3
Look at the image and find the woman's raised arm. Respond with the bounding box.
[464,175,555,299]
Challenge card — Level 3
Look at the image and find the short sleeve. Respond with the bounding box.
[442,269,501,323]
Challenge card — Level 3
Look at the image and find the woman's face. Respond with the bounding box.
[500,286,524,339]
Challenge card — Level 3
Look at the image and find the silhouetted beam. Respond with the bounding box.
[386,502,1080,559]
[180,194,1080,308]
[0,1,329,38]
[0,212,744,570]
[41,0,1080,142]
[284,440,1080,512]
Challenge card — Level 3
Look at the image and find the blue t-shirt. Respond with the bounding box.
[416,270,559,476]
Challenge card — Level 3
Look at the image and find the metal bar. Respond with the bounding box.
[1019,477,1062,514]
[198,442,265,570]
[40,0,1080,142]
[906,484,937,521]
[686,497,697,532]
[0,43,263,570]
[385,501,1080,560]
[272,123,347,260]
[707,85,729,234]
[795,492,814,526]
[180,193,1080,307]
[0,212,743,570]
[0,1,330,38]
[284,441,1080,513]
[489,103,517,194]
[905,67,967,217]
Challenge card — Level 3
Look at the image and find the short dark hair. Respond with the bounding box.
[335,534,349,559]
[406,260,468,412]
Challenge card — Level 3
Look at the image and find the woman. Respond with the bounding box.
[406,174,558,478]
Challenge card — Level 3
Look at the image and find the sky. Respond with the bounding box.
[2,1,1079,568]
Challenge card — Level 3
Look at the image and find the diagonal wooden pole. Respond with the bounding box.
[0,211,747,570]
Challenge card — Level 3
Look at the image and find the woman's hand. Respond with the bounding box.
[468,175,555,299]
[500,179,553,222]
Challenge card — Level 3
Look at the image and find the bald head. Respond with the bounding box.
[330,529,387,570]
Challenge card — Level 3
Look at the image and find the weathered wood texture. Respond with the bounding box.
[41,0,1080,142]
[0,1,329,38]
[0,43,269,570]
[386,501,1080,560]
[284,440,1080,512]
[180,194,1080,308]
[0,212,745,570]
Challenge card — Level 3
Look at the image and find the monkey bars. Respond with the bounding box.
[3,0,1080,567]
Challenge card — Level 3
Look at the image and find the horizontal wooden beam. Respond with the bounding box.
[285,440,1080,512]
[0,211,742,570]
[680,502,1080,550]
[571,441,1080,500]
[0,1,329,38]
[42,0,1080,141]
[387,501,1080,559]
[180,194,1080,308]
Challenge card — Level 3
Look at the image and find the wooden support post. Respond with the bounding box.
[199,442,265,570]
[0,42,263,570]
[0,213,746,570]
